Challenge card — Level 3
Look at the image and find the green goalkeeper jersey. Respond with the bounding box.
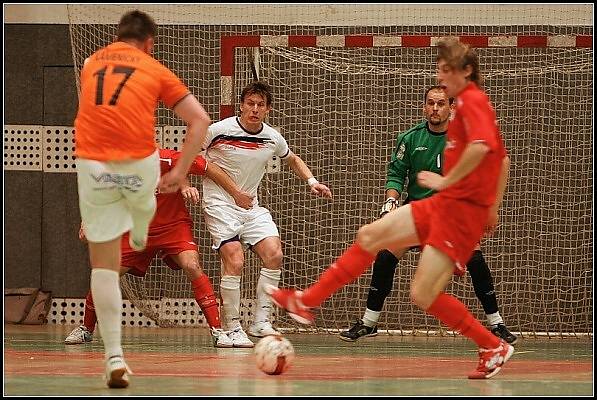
[385,120,446,201]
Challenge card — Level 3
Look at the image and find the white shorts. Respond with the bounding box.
[76,150,160,243]
[203,204,279,250]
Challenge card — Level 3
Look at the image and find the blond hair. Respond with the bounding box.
[436,37,482,87]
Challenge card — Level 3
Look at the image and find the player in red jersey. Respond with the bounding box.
[267,37,514,379]
[66,148,254,349]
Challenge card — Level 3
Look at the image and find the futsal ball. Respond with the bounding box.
[254,335,295,375]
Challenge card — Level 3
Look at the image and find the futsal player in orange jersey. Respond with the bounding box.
[66,148,254,348]
[74,10,211,388]
[268,37,515,379]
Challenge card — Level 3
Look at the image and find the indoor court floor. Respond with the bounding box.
[4,324,593,396]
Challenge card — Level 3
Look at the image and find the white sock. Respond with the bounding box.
[362,308,381,328]
[255,268,281,323]
[90,269,123,359]
[220,275,241,330]
[486,312,504,327]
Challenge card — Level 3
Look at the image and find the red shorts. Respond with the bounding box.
[121,222,198,277]
[411,195,488,276]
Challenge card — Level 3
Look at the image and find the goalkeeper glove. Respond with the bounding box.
[380,197,398,218]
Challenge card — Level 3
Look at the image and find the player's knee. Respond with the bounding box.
[181,259,204,276]
[371,250,398,297]
[356,224,379,251]
[261,249,283,269]
[410,284,432,310]
[222,257,244,276]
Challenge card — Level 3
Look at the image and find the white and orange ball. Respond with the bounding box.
[254,335,295,375]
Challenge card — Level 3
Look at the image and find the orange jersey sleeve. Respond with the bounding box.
[74,42,190,161]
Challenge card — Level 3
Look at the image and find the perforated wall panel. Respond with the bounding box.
[162,126,186,151]
[43,126,76,172]
[4,125,43,171]
[4,125,164,173]
[47,297,274,327]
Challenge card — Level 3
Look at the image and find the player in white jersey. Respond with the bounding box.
[202,81,333,347]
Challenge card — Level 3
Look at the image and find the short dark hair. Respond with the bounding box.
[424,85,454,105]
[116,10,157,42]
[240,81,273,106]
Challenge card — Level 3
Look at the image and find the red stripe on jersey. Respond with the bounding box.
[213,139,264,149]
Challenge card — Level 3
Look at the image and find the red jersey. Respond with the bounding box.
[441,82,507,206]
[150,148,207,231]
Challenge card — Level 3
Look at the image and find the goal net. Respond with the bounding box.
[67,4,593,337]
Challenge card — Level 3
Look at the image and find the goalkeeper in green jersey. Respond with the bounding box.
[339,86,517,344]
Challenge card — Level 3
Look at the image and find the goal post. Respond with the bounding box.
[219,34,593,337]
[65,4,593,337]
[219,33,593,119]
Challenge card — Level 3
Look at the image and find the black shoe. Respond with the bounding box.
[339,319,378,342]
[491,323,518,345]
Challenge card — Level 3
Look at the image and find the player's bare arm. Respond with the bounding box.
[180,177,201,204]
[204,162,254,209]
[418,142,490,191]
[485,154,510,236]
[160,96,211,193]
[284,151,333,199]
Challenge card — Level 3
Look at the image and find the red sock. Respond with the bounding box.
[83,290,97,332]
[427,293,500,349]
[302,242,376,307]
[192,275,221,329]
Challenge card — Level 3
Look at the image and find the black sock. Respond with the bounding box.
[467,250,499,316]
[366,249,399,312]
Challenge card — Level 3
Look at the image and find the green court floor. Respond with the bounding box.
[4,324,593,396]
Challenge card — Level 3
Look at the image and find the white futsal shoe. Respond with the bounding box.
[105,355,132,389]
[228,327,255,348]
[211,327,234,348]
[64,325,93,344]
[248,320,281,337]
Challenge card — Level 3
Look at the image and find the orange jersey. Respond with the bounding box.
[74,42,190,161]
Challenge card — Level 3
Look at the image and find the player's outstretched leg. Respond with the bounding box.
[267,242,376,324]
[265,285,314,324]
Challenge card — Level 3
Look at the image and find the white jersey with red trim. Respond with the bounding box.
[202,116,290,208]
